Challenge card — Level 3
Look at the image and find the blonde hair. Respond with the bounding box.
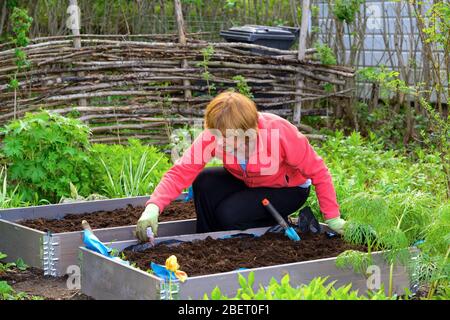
[204,91,258,134]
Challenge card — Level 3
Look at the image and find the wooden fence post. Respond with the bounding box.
[293,0,311,125]
[68,0,87,107]
[174,0,192,100]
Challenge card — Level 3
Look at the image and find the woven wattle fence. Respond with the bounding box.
[0,34,355,144]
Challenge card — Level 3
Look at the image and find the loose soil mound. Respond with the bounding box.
[124,231,366,277]
[19,201,196,233]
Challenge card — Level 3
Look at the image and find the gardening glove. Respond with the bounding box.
[136,203,159,242]
[325,217,346,235]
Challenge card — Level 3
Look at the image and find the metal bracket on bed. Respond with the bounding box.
[43,233,61,276]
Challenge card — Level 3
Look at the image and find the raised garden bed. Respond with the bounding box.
[0,194,195,276]
[18,201,195,233]
[124,231,365,276]
[80,225,411,300]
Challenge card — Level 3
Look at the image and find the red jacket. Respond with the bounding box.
[147,112,340,220]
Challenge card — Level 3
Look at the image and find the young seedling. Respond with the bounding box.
[196,45,216,96]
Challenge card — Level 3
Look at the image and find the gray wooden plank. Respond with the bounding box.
[80,246,410,300]
[0,220,44,268]
[80,248,161,300]
[0,193,187,222]
[180,252,410,299]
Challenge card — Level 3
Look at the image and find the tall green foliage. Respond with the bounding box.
[1,111,93,202]
[304,131,448,298]
[90,139,171,198]
[197,45,216,96]
[333,0,364,24]
[0,166,27,208]
[7,7,32,118]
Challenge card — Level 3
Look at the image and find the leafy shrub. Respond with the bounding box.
[204,273,393,300]
[314,42,337,65]
[90,139,171,198]
[333,0,364,24]
[1,111,93,202]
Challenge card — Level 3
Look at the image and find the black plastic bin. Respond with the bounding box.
[220,25,299,55]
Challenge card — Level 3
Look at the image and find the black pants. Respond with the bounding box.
[192,167,310,233]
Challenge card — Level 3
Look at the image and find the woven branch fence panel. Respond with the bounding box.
[0,35,355,145]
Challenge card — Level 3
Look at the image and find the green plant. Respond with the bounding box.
[0,281,14,297]
[204,273,393,300]
[412,0,450,114]
[314,42,337,65]
[1,252,41,300]
[196,45,216,96]
[418,98,449,199]
[358,67,412,104]
[1,110,93,202]
[0,280,42,300]
[0,252,28,274]
[411,204,450,299]
[0,166,26,208]
[91,139,170,198]
[14,258,28,271]
[333,0,364,24]
[302,131,448,298]
[100,152,163,198]
[8,7,33,120]
[232,75,254,99]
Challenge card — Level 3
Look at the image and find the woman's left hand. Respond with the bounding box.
[325,217,346,235]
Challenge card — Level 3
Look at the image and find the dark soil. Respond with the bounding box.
[124,231,366,277]
[19,201,196,233]
[0,267,91,300]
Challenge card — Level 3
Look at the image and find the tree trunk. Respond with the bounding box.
[69,0,87,107]
[0,0,8,37]
[293,0,311,125]
[174,0,192,99]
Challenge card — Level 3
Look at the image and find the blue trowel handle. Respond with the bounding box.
[262,198,289,230]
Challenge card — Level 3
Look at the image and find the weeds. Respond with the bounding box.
[0,252,29,274]
[0,252,38,300]
[0,281,42,300]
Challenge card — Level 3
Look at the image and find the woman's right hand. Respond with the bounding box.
[136,203,159,242]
